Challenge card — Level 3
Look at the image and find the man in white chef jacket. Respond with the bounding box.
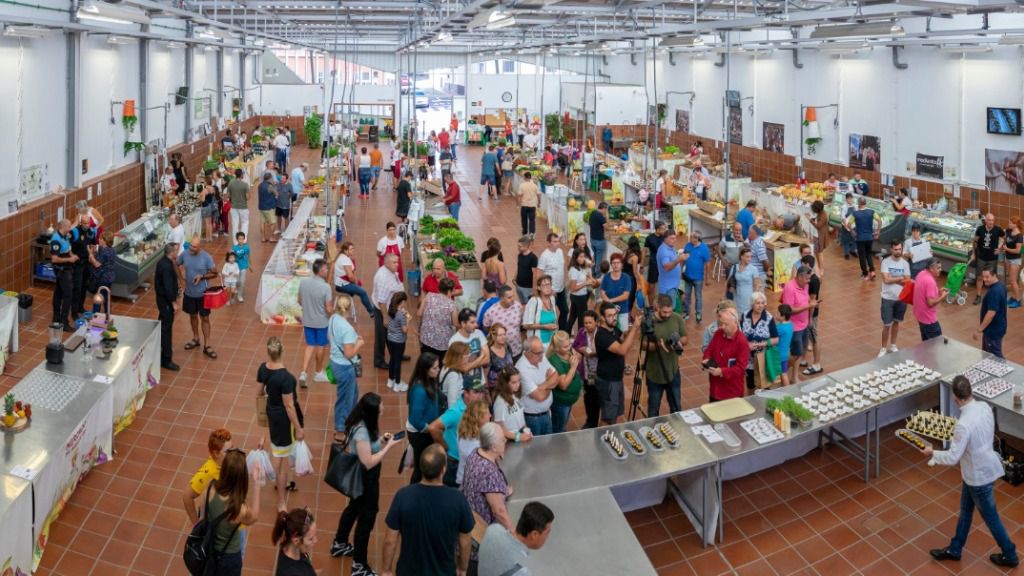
[922,375,1018,568]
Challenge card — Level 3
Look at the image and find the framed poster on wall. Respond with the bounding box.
[849,134,880,171]
[915,153,944,179]
[728,106,742,145]
[676,110,690,134]
[985,149,1024,195]
[762,122,784,153]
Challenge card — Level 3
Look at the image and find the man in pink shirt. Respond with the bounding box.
[781,266,817,384]
[913,258,949,341]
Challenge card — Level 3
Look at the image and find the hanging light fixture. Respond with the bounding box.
[77,1,151,25]
[810,22,903,39]
[804,106,821,139]
[3,25,56,38]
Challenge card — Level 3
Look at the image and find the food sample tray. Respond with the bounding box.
[654,421,680,448]
[621,429,647,456]
[895,428,933,451]
[973,378,1013,400]
[740,418,785,445]
[700,398,755,423]
[638,426,666,451]
[974,358,1014,378]
[906,411,957,441]
[600,430,628,460]
[10,371,85,412]
[958,368,991,386]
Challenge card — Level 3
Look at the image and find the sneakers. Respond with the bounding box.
[393,381,409,393]
[695,314,702,324]
[237,296,245,303]
[386,379,395,390]
[298,372,308,388]
[878,348,888,358]
[330,540,354,557]
[888,344,899,353]
[351,563,377,576]
[1010,299,1021,309]
[313,371,329,383]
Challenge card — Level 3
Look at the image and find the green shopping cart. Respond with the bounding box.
[944,262,968,305]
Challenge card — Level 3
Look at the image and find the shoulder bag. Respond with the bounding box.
[324,427,364,499]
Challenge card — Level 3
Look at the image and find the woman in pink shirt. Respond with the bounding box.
[780,267,816,384]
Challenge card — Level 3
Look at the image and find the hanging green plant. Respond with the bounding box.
[122,141,145,157]
[122,115,138,133]
[327,145,341,158]
[805,137,822,155]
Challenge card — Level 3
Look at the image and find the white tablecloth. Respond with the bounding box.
[0,295,19,374]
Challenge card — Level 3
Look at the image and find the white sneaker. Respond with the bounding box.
[877,348,887,358]
[386,379,395,390]
[888,344,898,353]
[237,296,244,303]
[394,381,409,392]
[299,372,308,385]
[313,371,329,383]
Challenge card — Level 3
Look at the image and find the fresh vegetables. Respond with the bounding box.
[664,145,680,155]
[437,229,476,252]
[765,396,815,423]
[428,252,461,271]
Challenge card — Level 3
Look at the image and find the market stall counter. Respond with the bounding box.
[0,476,33,576]
[256,198,331,325]
[0,293,20,373]
[112,207,202,302]
[39,315,161,434]
[0,371,114,570]
[939,353,1024,440]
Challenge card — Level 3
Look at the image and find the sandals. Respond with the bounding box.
[203,346,218,359]
[184,339,200,351]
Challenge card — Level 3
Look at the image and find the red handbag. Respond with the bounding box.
[203,286,229,309]
[898,280,915,305]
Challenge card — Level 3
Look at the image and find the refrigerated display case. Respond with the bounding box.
[827,192,907,252]
[908,210,977,263]
[111,209,171,301]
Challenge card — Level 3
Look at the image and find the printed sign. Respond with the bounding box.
[915,153,944,179]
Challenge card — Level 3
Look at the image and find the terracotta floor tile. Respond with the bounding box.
[687,550,731,576]
[749,530,790,557]
[839,539,884,569]
[635,521,672,548]
[822,524,860,551]
[812,552,859,576]
[779,518,816,546]
[656,561,697,576]
[720,538,762,568]
[645,541,684,568]
[764,547,811,576]
[54,550,97,575]
[735,557,778,576]
[793,534,835,565]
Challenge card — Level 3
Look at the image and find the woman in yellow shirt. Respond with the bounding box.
[182,428,233,524]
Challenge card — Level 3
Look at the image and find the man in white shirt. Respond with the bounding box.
[372,254,404,371]
[514,336,560,437]
[166,213,186,257]
[448,308,490,379]
[523,130,539,150]
[273,128,290,171]
[878,240,910,357]
[536,233,568,331]
[924,375,1018,568]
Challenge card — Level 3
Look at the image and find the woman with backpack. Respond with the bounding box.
[201,449,261,576]
[330,392,403,576]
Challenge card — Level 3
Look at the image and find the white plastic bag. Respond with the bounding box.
[246,450,268,486]
[293,440,314,477]
[257,449,276,483]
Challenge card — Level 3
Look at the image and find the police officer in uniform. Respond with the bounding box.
[49,219,79,331]
[69,214,96,318]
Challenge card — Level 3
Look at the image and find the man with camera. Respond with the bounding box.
[645,295,687,416]
[595,302,642,425]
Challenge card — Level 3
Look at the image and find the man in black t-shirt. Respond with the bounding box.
[589,202,609,275]
[396,170,413,224]
[973,213,1005,305]
[644,221,667,304]
[515,235,539,304]
[595,302,641,425]
[381,444,473,576]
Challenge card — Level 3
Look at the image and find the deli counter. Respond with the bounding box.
[908,209,977,263]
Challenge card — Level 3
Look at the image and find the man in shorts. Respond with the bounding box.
[480,144,498,199]
[878,240,911,357]
[177,236,219,359]
[257,172,277,242]
[781,267,815,384]
[297,258,334,387]
[275,172,292,235]
[972,213,1004,305]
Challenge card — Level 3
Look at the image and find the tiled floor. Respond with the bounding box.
[3,140,1023,575]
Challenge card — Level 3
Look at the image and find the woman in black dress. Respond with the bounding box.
[258,336,305,512]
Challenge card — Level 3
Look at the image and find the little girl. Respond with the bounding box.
[385,292,409,393]
[221,251,240,305]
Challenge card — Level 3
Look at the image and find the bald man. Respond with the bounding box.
[972,213,1004,305]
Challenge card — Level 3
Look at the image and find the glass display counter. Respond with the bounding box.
[908,209,977,262]
[827,192,906,251]
[111,209,170,301]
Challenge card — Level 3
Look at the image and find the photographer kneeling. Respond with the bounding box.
[645,295,687,416]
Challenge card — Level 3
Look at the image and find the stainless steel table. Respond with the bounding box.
[506,489,656,576]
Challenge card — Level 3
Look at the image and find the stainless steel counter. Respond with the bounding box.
[41,316,160,381]
[506,489,657,576]
[503,411,718,502]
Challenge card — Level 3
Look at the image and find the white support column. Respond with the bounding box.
[65,30,81,188]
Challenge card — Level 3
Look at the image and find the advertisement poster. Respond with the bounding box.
[728,106,743,145]
[0,477,33,576]
[984,149,1024,195]
[849,134,880,171]
[258,275,304,325]
[915,153,944,179]
[676,109,690,134]
[112,326,160,434]
[762,122,784,153]
[772,246,802,292]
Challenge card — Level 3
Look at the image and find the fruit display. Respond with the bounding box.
[740,418,785,445]
[601,430,627,460]
[974,358,1014,378]
[896,429,932,450]
[906,410,957,441]
[1,392,30,432]
[638,426,664,451]
[100,319,118,341]
[795,360,940,423]
[656,422,679,447]
[973,378,1014,400]
[622,430,647,456]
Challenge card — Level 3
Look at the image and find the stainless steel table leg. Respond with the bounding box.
[863,411,870,483]
[875,406,881,479]
[702,466,709,547]
[717,462,724,544]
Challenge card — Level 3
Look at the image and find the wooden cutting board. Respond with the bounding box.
[700,398,756,423]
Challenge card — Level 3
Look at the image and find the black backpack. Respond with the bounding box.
[183,484,240,576]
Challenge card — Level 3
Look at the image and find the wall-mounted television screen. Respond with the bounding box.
[987,107,1021,135]
[725,90,741,108]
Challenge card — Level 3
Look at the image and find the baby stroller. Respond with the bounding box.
[944,262,969,305]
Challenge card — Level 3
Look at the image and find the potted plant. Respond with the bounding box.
[415,141,430,158]
[123,141,145,157]
[122,114,138,133]
[304,114,323,149]
[544,113,562,144]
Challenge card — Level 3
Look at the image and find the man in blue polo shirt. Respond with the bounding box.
[683,231,712,323]
[427,374,488,487]
[656,229,686,310]
[737,200,757,240]
[976,268,1007,358]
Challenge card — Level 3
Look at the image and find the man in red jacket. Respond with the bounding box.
[703,307,750,402]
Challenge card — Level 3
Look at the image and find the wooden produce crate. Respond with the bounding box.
[459,261,482,280]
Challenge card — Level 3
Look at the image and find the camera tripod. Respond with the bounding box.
[627,309,677,422]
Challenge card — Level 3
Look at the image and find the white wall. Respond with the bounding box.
[147,44,188,148]
[466,73,583,119]
[0,34,67,210]
[260,84,396,116]
[80,34,141,181]
[601,43,1024,185]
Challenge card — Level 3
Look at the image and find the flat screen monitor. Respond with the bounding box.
[725,90,741,108]
[987,107,1021,135]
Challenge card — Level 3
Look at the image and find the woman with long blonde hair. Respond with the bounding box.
[455,399,492,486]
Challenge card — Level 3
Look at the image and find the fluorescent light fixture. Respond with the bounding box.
[584,41,608,50]
[3,25,56,38]
[998,35,1024,45]
[818,41,870,53]
[659,35,704,48]
[161,40,186,49]
[745,48,773,57]
[77,1,150,25]
[810,22,903,39]
[107,35,138,45]
[486,13,516,30]
[939,44,992,53]
[204,44,219,51]
[436,32,453,42]
[195,27,219,40]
